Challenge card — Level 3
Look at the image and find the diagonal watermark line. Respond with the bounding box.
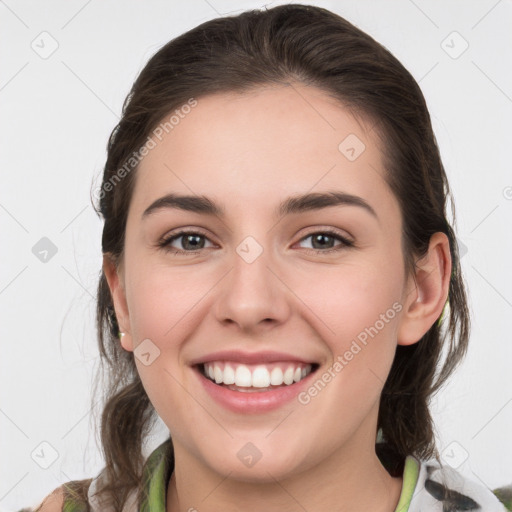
[367,366,385,385]
[164,267,233,336]
[202,0,222,15]
[0,408,29,438]
[0,202,29,232]
[265,409,294,438]
[418,61,439,83]
[367,162,386,182]
[163,367,233,438]
[265,265,336,335]
[163,162,232,235]
[266,163,337,234]
[60,265,95,299]
[471,265,512,307]
[61,397,102,439]
[61,470,74,484]
[163,162,196,193]
[60,205,89,233]
[61,61,119,118]
[469,468,495,493]
[0,0,29,28]
[0,265,28,296]
[200,469,234,502]
[289,82,336,130]
[471,0,503,29]
[408,0,439,28]
[201,0,249,16]
[471,61,512,104]
[0,472,29,501]
[266,471,310,511]
[470,205,499,233]
[61,0,93,29]
[0,61,29,91]
[471,397,512,439]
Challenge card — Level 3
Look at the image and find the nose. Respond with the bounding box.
[213,244,291,333]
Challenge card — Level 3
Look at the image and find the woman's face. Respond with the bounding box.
[108,84,417,480]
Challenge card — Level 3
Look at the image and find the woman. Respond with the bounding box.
[29,4,510,511]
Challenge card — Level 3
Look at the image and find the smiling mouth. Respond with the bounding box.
[198,361,319,392]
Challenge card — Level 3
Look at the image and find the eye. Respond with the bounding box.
[158,229,215,255]
[157,228,354,256]
[296,230,354,254]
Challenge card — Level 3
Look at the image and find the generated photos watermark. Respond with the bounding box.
[297,301,403,405]
[93,97,198,200]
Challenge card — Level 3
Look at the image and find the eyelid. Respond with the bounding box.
[158,227,216,248]
[293,229,355,253]
[295,225,354,244]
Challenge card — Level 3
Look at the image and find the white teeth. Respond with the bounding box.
[214,365,223,384]
[203,362,313,389]
[270,367,284,386]
[234,365,252,387]
[223,364,235,385]
[283,366,294,385]
[252,366,270,388]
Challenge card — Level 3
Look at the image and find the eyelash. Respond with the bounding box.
[157,228,354,256]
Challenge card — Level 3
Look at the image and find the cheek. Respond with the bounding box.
[301,260,403,340]
[293,257,404,394]
[289,267,403,439]
[125,257,208,345]
[125,265,203,434]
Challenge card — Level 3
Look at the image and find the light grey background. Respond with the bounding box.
[1,0,511,509]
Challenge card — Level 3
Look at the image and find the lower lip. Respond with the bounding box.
[194,366,317,414]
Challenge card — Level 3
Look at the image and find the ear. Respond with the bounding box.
[102,253,134,352]
[397,232,451,346]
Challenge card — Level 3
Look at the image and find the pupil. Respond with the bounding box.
[184,234,204,250]
[313,234,332,249]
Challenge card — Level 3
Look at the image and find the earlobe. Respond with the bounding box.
[397,232,452,346]
[102,254,134,352]
[118,331,132,352]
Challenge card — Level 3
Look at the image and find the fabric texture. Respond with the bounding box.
[23,439,511,511]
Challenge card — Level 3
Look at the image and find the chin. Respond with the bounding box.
[199,443,309,483]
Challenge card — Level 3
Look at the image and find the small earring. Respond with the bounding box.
[118,331,125,340]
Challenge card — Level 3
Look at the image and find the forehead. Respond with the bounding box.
[130,84,396,221]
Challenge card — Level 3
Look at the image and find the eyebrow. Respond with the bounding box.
[141,191,378,221]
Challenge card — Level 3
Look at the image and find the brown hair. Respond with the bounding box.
[88,3,470,508]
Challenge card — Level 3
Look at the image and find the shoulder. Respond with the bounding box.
[31,485,65,511]
[23,439,173,512]
[28,478,92,512]
[409,455,511,512]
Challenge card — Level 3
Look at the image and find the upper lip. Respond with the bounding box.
[189,350,318,366]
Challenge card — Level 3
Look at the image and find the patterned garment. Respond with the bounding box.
[23,439,511,511]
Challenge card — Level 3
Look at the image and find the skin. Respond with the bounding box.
[104,83,451,512]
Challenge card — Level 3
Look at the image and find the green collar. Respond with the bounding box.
[393,455,420,512]
[139,438,174,511]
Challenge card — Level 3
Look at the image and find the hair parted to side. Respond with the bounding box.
[88,4,470,508]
